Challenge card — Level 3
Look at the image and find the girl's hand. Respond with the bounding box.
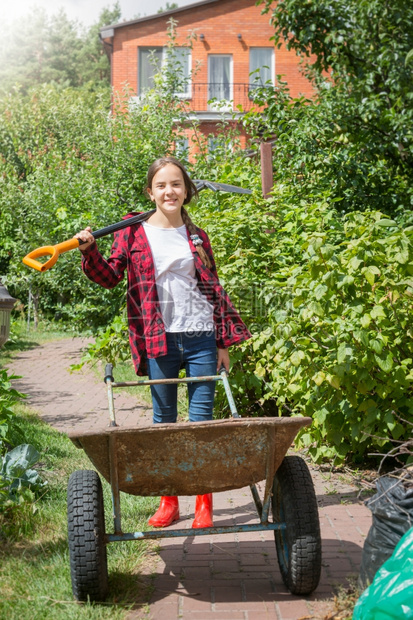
[74,227,95,251]
[217,348,230,374]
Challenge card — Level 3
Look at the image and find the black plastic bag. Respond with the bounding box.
[359,475,413,589]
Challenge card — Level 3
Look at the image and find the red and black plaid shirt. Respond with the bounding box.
[81,213,251,375]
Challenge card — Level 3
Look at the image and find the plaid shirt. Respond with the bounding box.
[81,213,251,375]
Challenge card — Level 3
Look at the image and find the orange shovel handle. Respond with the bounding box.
[22,238,81,272]
[22,208,156,273]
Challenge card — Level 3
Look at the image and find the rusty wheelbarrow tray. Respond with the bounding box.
[66,365,322,602]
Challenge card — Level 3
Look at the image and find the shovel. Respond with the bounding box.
[22,180,252,272]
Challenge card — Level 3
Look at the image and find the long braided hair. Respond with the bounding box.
[146,156,212,269]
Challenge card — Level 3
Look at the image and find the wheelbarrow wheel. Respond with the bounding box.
[272,455,321,595]
[67,469,108,602]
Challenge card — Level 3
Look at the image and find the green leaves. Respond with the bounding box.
[0,369,26,451]
[1,444,46,506]
[375,219,397,227]
[253,0,413,216]
[374,352,394,373]
[223,0,413,462]
[290,350,306,366]
[337,343,353,364]
[363,265,380,286]
[226,200,413,463]
[0,77,186,330]
[0,4,121,95]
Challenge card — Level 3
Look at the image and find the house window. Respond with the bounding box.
[138,47,163,94]
[165,47,191,97]
[208,136,219,152]
[208,136,230,156]
[208,55,232,103]
[138,46,191,96]
[249,48,274,86]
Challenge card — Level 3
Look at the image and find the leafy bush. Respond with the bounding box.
[0,368,44,517]
[0,78,189,330]
[223,200,413,462]
[0,368,25,450]
[71,313,131,370]
[0,444,46,509]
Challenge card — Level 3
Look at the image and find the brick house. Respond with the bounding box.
[100,0,313,153]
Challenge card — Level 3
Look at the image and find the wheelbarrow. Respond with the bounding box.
[66,364,322,602]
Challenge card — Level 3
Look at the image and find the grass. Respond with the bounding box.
[0,404,159,619]
[325,578,361,620]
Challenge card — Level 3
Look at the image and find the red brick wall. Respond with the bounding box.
[109,0,314,100]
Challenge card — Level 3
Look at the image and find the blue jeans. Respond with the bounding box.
[147,331,217,424]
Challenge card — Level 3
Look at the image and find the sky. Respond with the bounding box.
[2,0,196,28]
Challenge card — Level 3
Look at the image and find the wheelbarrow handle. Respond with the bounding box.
[22,209,156,272]
[104,363,114,383]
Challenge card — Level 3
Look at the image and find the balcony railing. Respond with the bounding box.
[178,82,270,113]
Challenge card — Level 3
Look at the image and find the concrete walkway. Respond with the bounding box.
[9,338,372,620]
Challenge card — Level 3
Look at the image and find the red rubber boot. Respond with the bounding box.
[148,496,179,528]
[192,494,213,528]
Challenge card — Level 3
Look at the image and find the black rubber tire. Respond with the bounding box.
[272,455,322,595]
[67,469,108,602]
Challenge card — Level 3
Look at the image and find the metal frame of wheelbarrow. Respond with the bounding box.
[67,365,322,601]
[104,366,281,542]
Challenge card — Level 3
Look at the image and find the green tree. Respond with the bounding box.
[77,4,122,86]
[158,3,179,13]
[0,68,190,330]
[0,4,121,94]
[254,0,413,215]
[210,0,413,462]
[0,8,59,91]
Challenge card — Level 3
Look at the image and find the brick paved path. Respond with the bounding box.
[9,338,371,620]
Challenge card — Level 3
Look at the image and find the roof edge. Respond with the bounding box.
[100,0,222,34]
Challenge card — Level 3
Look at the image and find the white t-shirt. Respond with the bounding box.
[143,222,214,333]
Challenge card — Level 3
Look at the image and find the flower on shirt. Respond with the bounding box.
[190,234,203,246]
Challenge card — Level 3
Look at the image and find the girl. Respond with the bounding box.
[75,157,250,529]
